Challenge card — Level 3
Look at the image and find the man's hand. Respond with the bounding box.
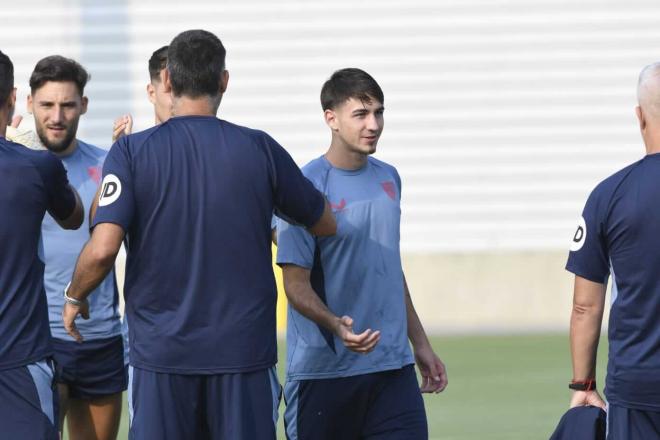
[334,315,380,354]
[569,390,606,409]
[112,114,133,143]
[414,344,448,393]
[11,115,23,128]
[62,301,90,343]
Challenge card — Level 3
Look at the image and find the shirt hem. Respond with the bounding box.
[286,359,415,381]
[130,359,276,375]
[0,350,53,371]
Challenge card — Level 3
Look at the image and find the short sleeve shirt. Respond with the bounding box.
[276,156,414,380]
[92,116,325,374]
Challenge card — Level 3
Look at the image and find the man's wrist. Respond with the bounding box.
[63,282,86,307]
[569,378,597,391]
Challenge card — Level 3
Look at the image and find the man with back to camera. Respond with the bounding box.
[26,55,127,440]
[275,68,448,439]
[0,49,83,440]
[62,29,336,440]
[566,63,660,438]
[112,45,171,142]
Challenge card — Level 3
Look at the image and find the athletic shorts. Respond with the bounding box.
[607,403,660,439]
[284,364,427,440]
[52,335,128,399]
[0,359,59,439]
[128,365,281,440]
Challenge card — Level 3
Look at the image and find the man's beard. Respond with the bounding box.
[36,122,77,153]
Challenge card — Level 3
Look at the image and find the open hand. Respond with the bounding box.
[112,114,133,142]
[334,315,380,354]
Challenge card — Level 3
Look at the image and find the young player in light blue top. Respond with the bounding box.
[276,68,448,440]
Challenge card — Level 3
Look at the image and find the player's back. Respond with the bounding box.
[0,138,63,369]
[94,115,324,374]
[567,153,660,411]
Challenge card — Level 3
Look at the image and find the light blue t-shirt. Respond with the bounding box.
[276,155,414,380]
[41,140,121,341]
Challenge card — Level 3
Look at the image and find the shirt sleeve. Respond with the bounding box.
[91,138,135,232]
[265,134,325,228]
[276,215,316,269]
[565,188,610,283]
[38,152,76,221]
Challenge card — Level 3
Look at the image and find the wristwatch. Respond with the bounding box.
[63,282,86,307]
[569,379,596,391]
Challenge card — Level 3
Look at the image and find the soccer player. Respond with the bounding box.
[62,29,336,440]
[0,50,83,440]
[26,55,127,440]
[566,63,660,438]
[275,68,448,440]
[112,45,171,142]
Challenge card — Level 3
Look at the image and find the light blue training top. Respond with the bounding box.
[276,155,414,381]
[41,140,121,341]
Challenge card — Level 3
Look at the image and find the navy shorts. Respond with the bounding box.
[284,364,427,440]
[607,403,660,439]
[128,366,281,440]
[0,359,59,439]
[52,335,128,399]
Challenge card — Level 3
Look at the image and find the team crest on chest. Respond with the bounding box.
[381,181,396,200]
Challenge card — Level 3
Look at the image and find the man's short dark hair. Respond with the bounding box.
[320,68,384,111]
[0,50,14,105]
[149,45,169,82]
[29,55,90,96]
[168,30,226,98]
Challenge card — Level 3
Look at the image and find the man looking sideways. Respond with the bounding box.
[276,68,447,440]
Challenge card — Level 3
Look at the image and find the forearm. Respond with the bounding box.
[67,239,117,301]
[285,278,340,334]
[404,275,431,350]
[570,277,606,380]
[570,303,603,380]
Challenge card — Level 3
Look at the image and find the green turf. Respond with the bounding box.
[64,333,608,439]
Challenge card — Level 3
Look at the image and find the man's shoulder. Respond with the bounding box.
[588,159,642,203]
[301,156,331,181]
[76,140,108,161]
[367,156,399,178]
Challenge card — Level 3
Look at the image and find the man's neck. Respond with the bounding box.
[325,141,368,171]
[53,139,78,157]
[172,96,219,117]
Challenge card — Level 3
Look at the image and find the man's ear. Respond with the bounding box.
[161,69,172,94]
[146,83,156,104]
[324,109,339,131]
[636,105,646,131]
[81,96,89,115]
[220,70,229,94]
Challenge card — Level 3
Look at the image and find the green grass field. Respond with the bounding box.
[65,333,608,440]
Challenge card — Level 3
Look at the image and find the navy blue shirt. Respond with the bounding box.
[566,153,660,411]
[92,116,325,374]
[0,136,76,370]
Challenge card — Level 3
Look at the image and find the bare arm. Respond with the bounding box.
[404,273,448,393]
[306,200,336,237]
[569,275,607,408]
[62,223,125,342]
[282,264,380,353]
[54,185,84,230]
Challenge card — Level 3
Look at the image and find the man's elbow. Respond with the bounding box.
[58,206,84,230]
[89,242,119,268]
[307,203,337,237]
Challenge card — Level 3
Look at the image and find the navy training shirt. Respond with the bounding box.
[566,153,660,411]
[0,136,76,370]
[92,116,325,374]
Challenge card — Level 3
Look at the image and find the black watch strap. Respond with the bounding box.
[569,379,596,391]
